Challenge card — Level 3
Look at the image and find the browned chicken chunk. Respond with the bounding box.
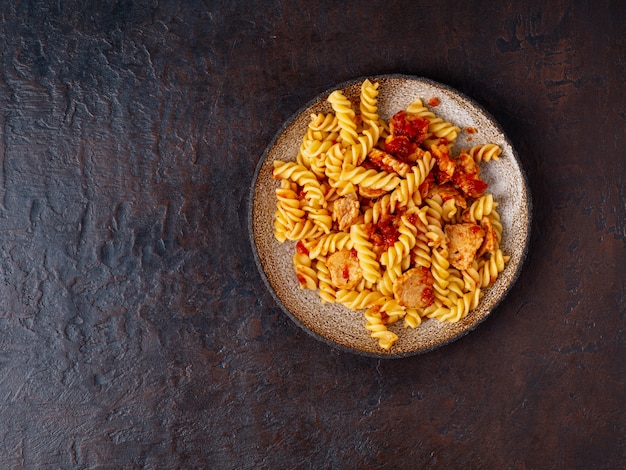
[392,266,435,308]
[327,249,363,289]
[358,185,388,199]
[427,183,467,210]
[333,195,360,231]
[367,148,411,177]
[430,144,455,184]
[445,222,485,270]
[477,216,497,257]
[453,151,488,198]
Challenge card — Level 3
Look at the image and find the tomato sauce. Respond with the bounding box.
[295,241,309,256]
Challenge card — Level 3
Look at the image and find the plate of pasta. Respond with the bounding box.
[249,75,531,358]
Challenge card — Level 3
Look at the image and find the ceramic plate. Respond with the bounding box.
[249,75,531,358]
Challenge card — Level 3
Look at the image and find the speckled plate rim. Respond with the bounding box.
[248,74,532,359]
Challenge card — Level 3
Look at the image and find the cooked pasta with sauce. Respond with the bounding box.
[272,79,509,351]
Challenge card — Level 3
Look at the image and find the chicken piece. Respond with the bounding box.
[392,266,435,308]
[367,148,411,177]
[445,222,485,271]
[453,151,488,198]
[430,144,455,184]
[358,185,388,199]
[333,195,360,231]
[477,216,497,258]
[427,183,467,210]
[407,146,428,163]
[327,249,363,290]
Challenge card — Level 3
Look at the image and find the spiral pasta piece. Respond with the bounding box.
[406,98,437,120]
[423,196,446,248]
[447,268,466,298]
[359,79,380,124]
[309,112,340,132]
[346,122,381,167]
[377,265,399,297]
[306,231,353,259]
[303,203,332,235]
[430,246,453,307]
[380,212,418,271]
[404,308,423,328]
[328,90,359,145]
[364,194,394,225]
[275,181,304,224]
[390,152,435,209]
[293,251,317,290]
[339,164,401,191]
[469,143,502,163]
[411,232,432,269]
[274,181,305,242]
[406,98,460,147]
[363,307,398,350]
[315,258,337,303]
[350,223,381,283]
[465,193,496,223]
[487,209,504,244]
[273,161,326,207]
[477,248,507,287]
[286,218,325,241]
[324,143,356,195]
[423,118,460,147]
[301,135,336,161]
[335,288,385,310]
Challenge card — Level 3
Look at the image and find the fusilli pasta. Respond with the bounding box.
[272,80,509,351]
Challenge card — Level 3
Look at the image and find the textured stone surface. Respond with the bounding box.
[0,1,623,468]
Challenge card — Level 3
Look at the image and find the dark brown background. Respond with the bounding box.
[0,0,623,468]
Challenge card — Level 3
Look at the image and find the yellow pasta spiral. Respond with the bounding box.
[335,288,384,310]
[469,144,501,163]
[350,223,381,283]
[315,258,337,303]
[404,308,422,328]
[390,151,435,209]
[303,203,332,235]
[411,232,432,269]
[406,98,459,147]
[359,79,380,124]
[339,164,401,191]
[309,112,340,132]
[273,161,326,207]
[465,193,496,223]
[286,218,324,241]
[430,246,452,303]
[346,121,381,167]
[363,307,398,351]
[380,213,418,271]
[328,90,359,146]
[423,196,446,248]
[293,251,317,290]
[477,248,507,288]
[306,231,353,259]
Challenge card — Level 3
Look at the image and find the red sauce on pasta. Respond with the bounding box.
[295,241,309,256]
[389,111,429,145]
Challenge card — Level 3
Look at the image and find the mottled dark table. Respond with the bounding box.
[0,1,623,468]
